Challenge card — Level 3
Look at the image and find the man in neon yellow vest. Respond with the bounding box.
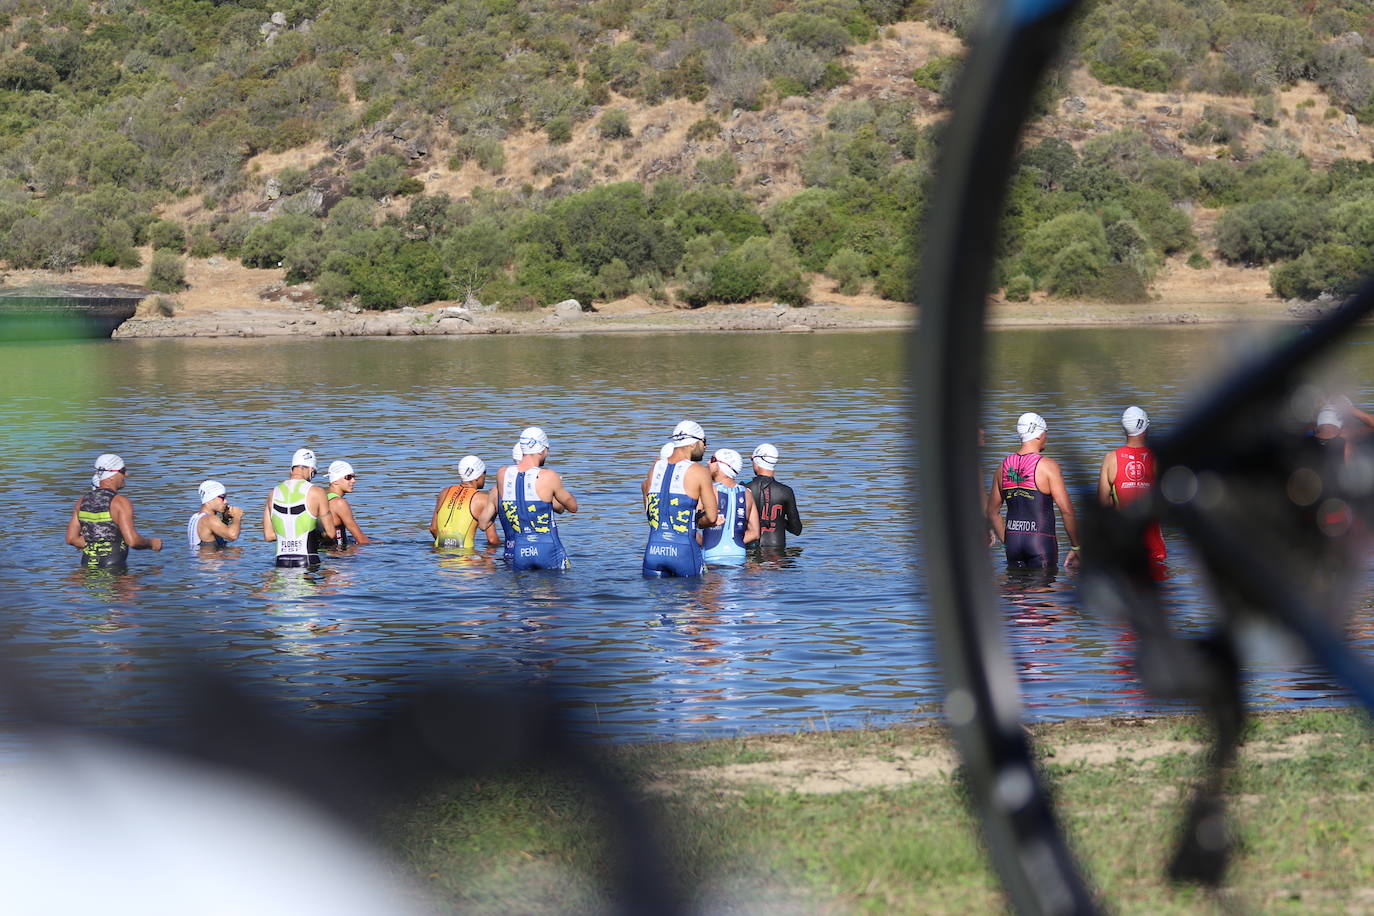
[261,448,334,568]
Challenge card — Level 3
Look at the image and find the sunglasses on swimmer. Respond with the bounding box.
[344,474,355,480]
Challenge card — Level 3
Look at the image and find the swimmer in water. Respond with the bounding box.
[431,455,501,549]
[187,480,243,548]
[495,427,578,570]
[987,413,1080,569]
[746,443,802,550]
[323,460,375,545]
[699,448,759,567]
[66,453,162,567]
[262,448,334,568]
[1097,406,1165,562]
[641,420,719,577]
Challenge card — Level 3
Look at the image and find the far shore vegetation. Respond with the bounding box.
[4,0,1374,311]
[384,706,1374,913]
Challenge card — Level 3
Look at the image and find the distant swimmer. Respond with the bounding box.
[746,443,802,550]
[431,455,501,549]
[262,448,333,568]
[66,454,162,567]
[1309,406,1350,462]
[987,413,1081,569]
[323,460,375,545]
[700,448,759,566]
[187,480,243,548]
[1097,406,1165,562]
[496,427,578,570]
[641,420,719,577]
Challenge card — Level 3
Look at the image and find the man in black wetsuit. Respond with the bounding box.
[746,443,802,550]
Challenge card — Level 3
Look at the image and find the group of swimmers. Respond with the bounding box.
[64,421,805,579]
[987,399,1369,569]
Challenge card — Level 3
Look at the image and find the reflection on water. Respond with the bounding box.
[0,328,1369,743]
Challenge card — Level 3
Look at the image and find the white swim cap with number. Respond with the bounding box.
[291,448,317,469]
[328,460,354,483]
[197,480,226,504]
[1017,413,1047,442]
[1121,406,1149,436]
[459,455,486,482]
[518,427,549,454]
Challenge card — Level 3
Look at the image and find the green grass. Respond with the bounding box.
[381,708,1374,913]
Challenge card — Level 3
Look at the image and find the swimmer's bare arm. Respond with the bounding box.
[206,505,244,541]
[986,477,1006,543]
[110,494,162,551]
[1097,451,1116,508]
[331,497,371,544]
[427,491,445,539]
[546,471,578,514]
[309,486,338,540]
[262,494,275,541]
[689,466,719,527]
[476,491,502,546]
[743,488,760,544]
[66,501,85,549]
[1039,457,1081,567]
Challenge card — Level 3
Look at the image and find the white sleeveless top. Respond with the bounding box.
[187,512,208,549]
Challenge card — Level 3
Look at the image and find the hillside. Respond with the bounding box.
[5,0,1374,312]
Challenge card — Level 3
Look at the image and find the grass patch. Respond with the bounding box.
[382,708,1374,913]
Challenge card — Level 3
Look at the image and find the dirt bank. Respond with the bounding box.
[2,250,1321,340]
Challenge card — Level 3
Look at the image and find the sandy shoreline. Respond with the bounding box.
[5,250,1330,340]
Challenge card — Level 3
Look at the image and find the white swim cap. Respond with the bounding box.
[291,448,317,469]
[752,443,779,469]
[712,448,743,478]
[1316,408,1342,429]
[1121,406,1149,436]
[1017,413,1047,442]
[327,460,354,483]
[659,442,674,460]
[197,480,226,504]
[92,453,125,487]
[459,455,486,482]
[671,420,706,445]
[518,427,549,454]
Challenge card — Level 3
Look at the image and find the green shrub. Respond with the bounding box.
[1020,211,1108,284]
[709,235,808,305]
[350,154,406,199]
[1186,251,1211,270]
[694,153,738,186]
[314,270,354,306]
[1087,263,1150,303]
[277,167,311,196]
[1043,242,1106,298]
[911,55,960,94]
[146,219,185,252]
[546,115,573,145]
[1004,274,1033,301]
[598,109,632,139]
[240,214,316,269]
[687,118,722,142]
[146,249,186,292]
[825,247,867,294]
[1214,198,1320,264]
[1270,243,1369,300]
[597,257,633,299]
[187,227,218,258]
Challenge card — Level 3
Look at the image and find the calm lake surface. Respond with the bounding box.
[0,326,1369,743]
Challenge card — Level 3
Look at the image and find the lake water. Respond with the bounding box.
[0,327,1369,743]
